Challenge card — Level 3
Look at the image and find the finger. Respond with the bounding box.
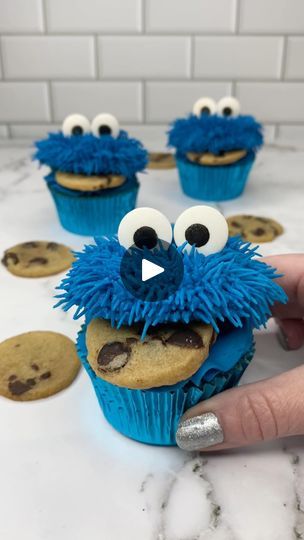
[263,254,304,319]
[276,318,304,350]
[176,365,304,451]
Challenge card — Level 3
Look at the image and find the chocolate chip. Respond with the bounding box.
[8,374,17,382]
[151,153,170,163]
[231,221,241,228]
[251,228,265,236]
[22,242,38,248]
[26,378,36,387]
[46,242,58,251]
[150,335,167,346]
[97,341,131,372]
[40,371,51,380]
[166,326,204,349]
[2,252,19,266]
[29,257,48,265]
[126,337,138,345]
[31,363,40,371]
[8,379,33,396]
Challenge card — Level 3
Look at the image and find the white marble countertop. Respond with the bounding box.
[0,141,303,540]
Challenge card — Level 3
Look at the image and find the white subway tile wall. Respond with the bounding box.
[0,0,303,140]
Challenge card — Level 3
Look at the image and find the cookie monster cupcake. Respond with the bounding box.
[168,96,263,201]
[34,113,148,236]
[56,205,286,446]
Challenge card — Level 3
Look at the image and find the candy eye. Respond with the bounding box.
[173,206,228,255]
[217,96,240,117]
[118,208,172,250]
[61,114,90,137]
[192,97,217,117]
[91,113,120,138]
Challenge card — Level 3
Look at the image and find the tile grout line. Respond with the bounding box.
[40,0,47,33]
[141,0,145,33]
[0,36,5,78]
[0,37,11,138]
[276,34,288,138]
[141,0,145,122]
[41,0,54,124]
[141,81,146,123]
[2,32,304,38]
[234,0,242,34]
[94,35,100,79]
[4,77,304,84]
[190,35,195,79]
[280,35,288,80]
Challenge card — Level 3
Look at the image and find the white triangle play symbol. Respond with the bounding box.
[142,258,164,282]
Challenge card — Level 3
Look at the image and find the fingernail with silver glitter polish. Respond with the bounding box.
[176,412,224,451]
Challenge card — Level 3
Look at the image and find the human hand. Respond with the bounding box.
[176,254,304,451]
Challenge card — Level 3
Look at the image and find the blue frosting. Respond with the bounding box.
[168,114,263,156]
[56,235,287,338]
[160,322,253,391]
[34,130,148,177]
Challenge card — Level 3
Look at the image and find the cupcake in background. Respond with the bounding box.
[56,205,286,446]
[34,113,148,236]
[168,97,263,201]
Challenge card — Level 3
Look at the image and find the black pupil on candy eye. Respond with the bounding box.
[185,223,210,248]
[72,125,83,136]
[133,226,158,249]
[98,125,112,136]
[200,106,210,115]
[223,107,232,117]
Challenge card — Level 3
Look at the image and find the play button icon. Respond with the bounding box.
[142,259,164,282]
[120,239,184,302]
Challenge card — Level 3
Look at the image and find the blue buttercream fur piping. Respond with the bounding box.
[34,130,148,177]
[56,236,287,339]
[168,114,263,155]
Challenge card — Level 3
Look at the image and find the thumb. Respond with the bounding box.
[176,365,304,451]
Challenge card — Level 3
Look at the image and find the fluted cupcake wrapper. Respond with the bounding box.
[176,152,255,202]
[47,177,139,236]
[77,327,254,446]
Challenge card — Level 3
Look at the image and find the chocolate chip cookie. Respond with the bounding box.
[2,241,74,277]
[187,149,247,166]
[56,171,125,192]
[0,331,81,401]
[148,152,176,170]
[86,318,215,389]
[227,215,284,243]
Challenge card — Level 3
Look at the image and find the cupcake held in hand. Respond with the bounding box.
[168,97,263,201]
[57,205,286,446]
[34,113,148,236]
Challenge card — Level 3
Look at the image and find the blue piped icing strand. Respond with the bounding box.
[56,236,287,338]
[168,114,263,156]
[34,130,148,177]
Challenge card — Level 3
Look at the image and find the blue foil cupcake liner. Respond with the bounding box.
[77,325,254,446]
[176,151,255,202]
[46,174,139,236]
